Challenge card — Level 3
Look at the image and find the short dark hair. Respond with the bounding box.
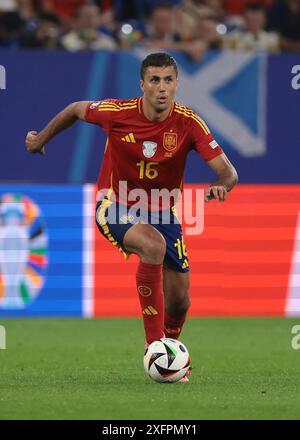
[149,2,173,17]
[38,12,60,25]
[140,52,178,79]
[245,3,265,13]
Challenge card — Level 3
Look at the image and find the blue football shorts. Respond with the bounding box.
[95,198,189,273]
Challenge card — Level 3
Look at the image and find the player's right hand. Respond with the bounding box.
[25,131,46,155]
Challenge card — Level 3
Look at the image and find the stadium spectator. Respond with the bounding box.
[192,15,223,50]
[175,0,224,41]
[34,0,87,32]
[112,0,148,22]
[96,0,114,12]
[143,3,181,44]
[223,0,275,16]
[37,0,87,19]
[0,0,17,12]
[203,0,225,20]
[112,0,182,22]
[267,0,300,52]
[17,0,37,21]
[141,3,206,61]
[61,3,117,51]
[2,0,299,54]
[223,3,279,52]
[0,11,25,48]
[20,12,61,49]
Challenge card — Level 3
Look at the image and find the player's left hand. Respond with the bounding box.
[204,186,227,202]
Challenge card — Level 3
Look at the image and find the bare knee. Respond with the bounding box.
[124,224,166,264]
[141,236,166,263]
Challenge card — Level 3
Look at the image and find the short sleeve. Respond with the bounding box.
[190,115,223,161]
[84,100,117,132]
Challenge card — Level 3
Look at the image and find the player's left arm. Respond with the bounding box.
[205,153,238,202]
[189,114,238,203]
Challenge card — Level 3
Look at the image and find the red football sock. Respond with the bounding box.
[136,261,164,345]
[164,311,187,340]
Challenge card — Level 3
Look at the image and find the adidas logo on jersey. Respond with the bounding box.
[121,133,136,143]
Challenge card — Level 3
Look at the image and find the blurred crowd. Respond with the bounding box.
[0,0,300,59]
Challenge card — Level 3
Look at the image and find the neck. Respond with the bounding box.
[142,98,172,122]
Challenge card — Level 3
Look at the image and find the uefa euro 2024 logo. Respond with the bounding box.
[0,65,6,90]
[0,194,48,309]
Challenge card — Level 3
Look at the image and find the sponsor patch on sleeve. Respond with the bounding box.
[90,101,101,109]
[209,140,219,149]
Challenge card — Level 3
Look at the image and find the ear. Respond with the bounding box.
[140,79,144,93]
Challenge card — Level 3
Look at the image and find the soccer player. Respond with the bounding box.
[26,53,238,381]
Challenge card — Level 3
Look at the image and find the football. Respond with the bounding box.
[143,338,190,383]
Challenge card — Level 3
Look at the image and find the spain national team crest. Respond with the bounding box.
[163,132,177,152]
[142,141,157,158]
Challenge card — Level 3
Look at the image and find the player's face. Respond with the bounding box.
[140,66,178,113]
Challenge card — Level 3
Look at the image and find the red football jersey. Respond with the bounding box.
[85,97,223,209]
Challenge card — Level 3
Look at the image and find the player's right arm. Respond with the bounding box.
[25,101,89,155]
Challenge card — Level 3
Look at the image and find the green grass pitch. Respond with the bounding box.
[0,317,300,420]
